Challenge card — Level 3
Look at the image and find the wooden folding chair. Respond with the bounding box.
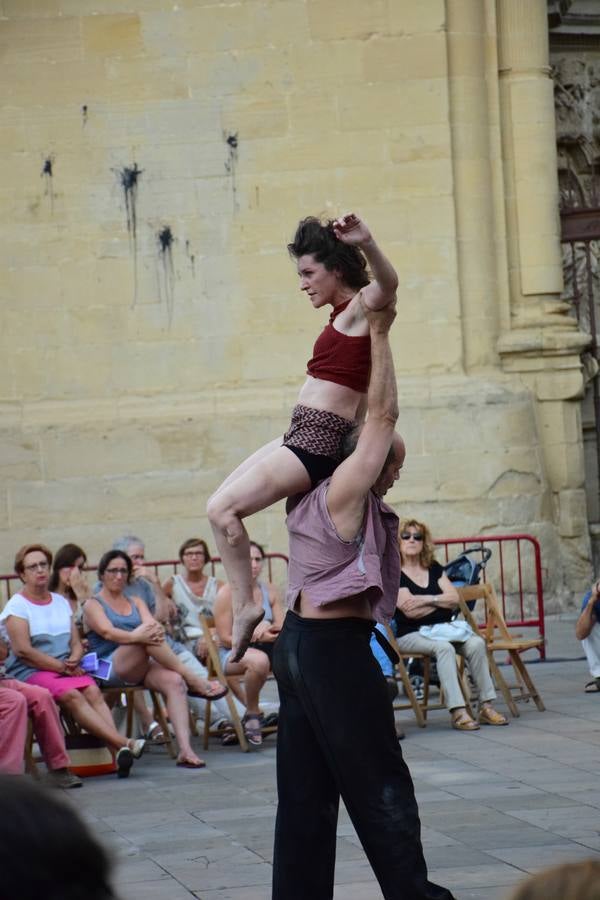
[102,686,177,759]
[199,614,249,752]
[384,625,472,726]
[457,584,545,718]
[24,717,40,777]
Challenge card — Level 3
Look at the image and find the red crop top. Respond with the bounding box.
[306,300,371,393]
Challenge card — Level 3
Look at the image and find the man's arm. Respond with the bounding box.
[333,214,398,311]
[575,583,599,641]
[326,302,398,540]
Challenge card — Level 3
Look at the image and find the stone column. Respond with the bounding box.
[496,0,591,576]
[446,0,503,371]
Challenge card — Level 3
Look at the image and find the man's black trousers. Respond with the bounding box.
[272,612,454,900]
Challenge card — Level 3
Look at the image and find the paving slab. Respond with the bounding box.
[59,615,600,900]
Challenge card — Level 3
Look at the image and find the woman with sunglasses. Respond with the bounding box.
[394,520,507,731]
[84,549,228,768]
[0,543,145,777]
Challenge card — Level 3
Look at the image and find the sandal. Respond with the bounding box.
[187,679,228,701]
[585,678,600,693]
[242,712,264,747]
[221,727,239,746]
[145,721,168,744]
[451,711,480,732]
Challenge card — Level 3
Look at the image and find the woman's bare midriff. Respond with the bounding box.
[297,375,363,422]
[297,591,373,620]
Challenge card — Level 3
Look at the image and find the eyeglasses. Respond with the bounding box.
[105,567,128,576]
[400,532,423,541]
[183,551,205,558]
[23,561,49,572]
[129,554,144,562]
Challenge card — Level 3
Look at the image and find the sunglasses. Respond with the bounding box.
[400,532,423,541]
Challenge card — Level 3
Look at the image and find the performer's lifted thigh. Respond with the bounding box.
[207,213,398,660]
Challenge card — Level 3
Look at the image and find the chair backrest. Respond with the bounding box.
[457,582,521,645]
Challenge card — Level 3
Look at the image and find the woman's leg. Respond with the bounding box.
[396,633,467,714]
[144,665,203,765]
[58,687,130,753]
[226,649,270,714]
[456,635,497,704]
[207,445,311,660]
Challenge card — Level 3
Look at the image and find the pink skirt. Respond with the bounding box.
[26,670,95,699]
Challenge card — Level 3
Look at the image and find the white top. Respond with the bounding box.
[172,573,219,639]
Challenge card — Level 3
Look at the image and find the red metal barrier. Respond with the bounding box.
[0,553,290,610]
[434,534,546,659]
[0,540,543,657]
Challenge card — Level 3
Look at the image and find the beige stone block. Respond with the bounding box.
[388,0,445,34]
[306,0,387,40]
[0,15,81,64]
[338,80,448,130]
[82,14,144,58]
[168,1,309,54]
[0,60,106,107]
[389,124,451,163]
[363,33,448,82]
[40,425,161,479]
[11,343,114,402]
[287,90,339,135]
[4,264,62,310]
[396,321,462,373]
[557,489,588,538]
[0,430,42,480]
[241,131,388,176]
[220,89,289,141]
[286,39,364,89]
[100,57,188,103]
[1,0,60,16]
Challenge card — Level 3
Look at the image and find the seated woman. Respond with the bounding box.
[162,536,243,730]
[246,541,284,665]
[0,543,144,778]
[393,520,508,732]
[84,549,228,769]
[213,545,278,746]
[48,543,90,634]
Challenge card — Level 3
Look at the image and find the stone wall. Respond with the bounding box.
[0,0,591,608]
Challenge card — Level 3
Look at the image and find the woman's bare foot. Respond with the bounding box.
[231,602,265,662]
[176,752,206,769]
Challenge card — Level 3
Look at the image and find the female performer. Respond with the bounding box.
[207,213,398,659]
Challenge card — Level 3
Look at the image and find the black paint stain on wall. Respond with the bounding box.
[114,163,143,306]
[224,132,239,211]
[82,104,88,125]
[157,225,175,324]
[41,155,55,212]
[185,239,196,277]
[118,163,142,241]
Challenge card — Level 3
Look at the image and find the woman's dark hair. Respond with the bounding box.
[49,543,87,593]
[0,775,119,900]
[287,216,370,291]
[178,537,211,564]
[249,540,265,559]
[97,549,132,582]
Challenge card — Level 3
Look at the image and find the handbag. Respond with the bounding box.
[419,621,474,642]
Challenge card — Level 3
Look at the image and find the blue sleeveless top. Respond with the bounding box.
[258,581,273,623]
[87,594,142,658]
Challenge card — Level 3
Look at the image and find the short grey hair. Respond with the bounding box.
[112,534,144,553]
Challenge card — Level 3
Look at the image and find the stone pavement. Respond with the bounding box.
[68,615,600,900]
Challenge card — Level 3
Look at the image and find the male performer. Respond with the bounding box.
[270,301,454,899]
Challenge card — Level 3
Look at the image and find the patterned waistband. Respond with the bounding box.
[283,404,356,460]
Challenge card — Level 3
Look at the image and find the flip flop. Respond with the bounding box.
[585,679,600,693]
[145,721,168,745]
[176,757,206,769]
[187,681,228,701]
